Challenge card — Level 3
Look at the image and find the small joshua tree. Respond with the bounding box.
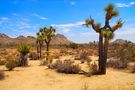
[84,3,123,74]
[18,44,30,66]
[36,32,44,58]
[38,26,56,63]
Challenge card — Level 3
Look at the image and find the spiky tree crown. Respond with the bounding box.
[36,32,44,45]
[104,3,119,20]
[39,26,56,43]
[85,3,123,34]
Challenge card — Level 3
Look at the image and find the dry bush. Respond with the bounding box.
[80,50,90,63]
[0,59,6,65]
[107,58,130,69]
[29,52,39,60]
[131,65,135,73]
[5,60,17,71]
[86,61,98,77]
[0,71,5,80]
[49,59,81,74]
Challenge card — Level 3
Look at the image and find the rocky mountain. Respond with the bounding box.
[0,33,71,46]
[112,39,135,45]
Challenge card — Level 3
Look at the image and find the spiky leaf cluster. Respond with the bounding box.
[18,44,30,56]
[39,26,56,44]
[104,3,119,20]
[112,19,123,32]
[102,29,114,40]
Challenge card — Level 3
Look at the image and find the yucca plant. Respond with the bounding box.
[18,44,30,66]
[84,3,123,74]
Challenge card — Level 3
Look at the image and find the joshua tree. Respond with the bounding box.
[38,26,56,62]
[36,32,44,58]
[84,3,123,74]
[18,44,30,66]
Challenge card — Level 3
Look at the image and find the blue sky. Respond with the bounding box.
[0,0,135,43]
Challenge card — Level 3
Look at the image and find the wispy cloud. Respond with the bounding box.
[51,21,84,28]
[116,27,135,35]
[12,13,20,16]
[33,13,48,20]
[116,2,135,7]
[62,28,71,33]
[70,1,76,5]
[0,17,9,20]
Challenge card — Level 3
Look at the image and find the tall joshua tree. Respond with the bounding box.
[39,26,56,62]
[84,3,123,74]
[36,32,44,58]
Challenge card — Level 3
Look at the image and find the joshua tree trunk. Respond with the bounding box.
[98,33,104,74]
[102,38,109,74]
[39,45,42,58]
[46,43,49,61]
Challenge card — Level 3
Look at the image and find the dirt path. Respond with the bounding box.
[0,60,135,90]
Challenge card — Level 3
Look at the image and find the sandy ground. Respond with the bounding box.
[0,60,135,90]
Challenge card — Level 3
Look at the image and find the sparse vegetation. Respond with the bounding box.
[69,43,78,49]
[49,60,81,74]
[18,44,30,66]
[5,60,17,71]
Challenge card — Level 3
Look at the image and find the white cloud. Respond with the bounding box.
[12,13,19,16]
[51,21,84,28]
[33,13,48,20]
[116,2,135,7]
[70,1,76,5]
[0,17,9,20]
[62,28,71,33]
[116,27,135,35]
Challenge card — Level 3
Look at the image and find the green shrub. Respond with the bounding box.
[0,71,4,80]
[69,43,78,49]
[5,60,17,71]
[49,60,81,74]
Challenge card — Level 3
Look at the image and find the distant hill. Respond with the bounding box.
[0,33,71,46]
[112,39,135,45]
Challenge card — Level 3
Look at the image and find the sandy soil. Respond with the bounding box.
[0,60,135,90]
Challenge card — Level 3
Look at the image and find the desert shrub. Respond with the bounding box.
[69,43,78,49]
[0,71,5,80]
[0,60,6,65]
[29,52,39,60]
[86,60,98,77]
[49,60,81,74]
[131,65,135,73]
[107,58,130,69]
[48,60,62,69]
[80,51,90,63]
[5,60,17,71]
